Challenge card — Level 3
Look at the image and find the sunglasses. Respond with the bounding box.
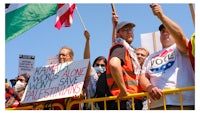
[95,64,106,67]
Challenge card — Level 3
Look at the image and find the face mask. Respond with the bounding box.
[94,66,106,73]
[14,81,25,92]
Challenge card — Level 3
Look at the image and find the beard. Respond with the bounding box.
[126,36,133,44]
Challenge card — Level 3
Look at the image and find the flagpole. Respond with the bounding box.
[75,6,87,30]
[111,3,117,42]
[189,4,195,27]
[111,3,117,14]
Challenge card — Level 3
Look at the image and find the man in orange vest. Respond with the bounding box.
[106,12,143,110]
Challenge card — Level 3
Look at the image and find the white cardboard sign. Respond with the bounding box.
[18,54,35,75]
[21,59,89,104]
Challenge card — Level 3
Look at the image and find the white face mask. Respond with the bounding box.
[94,66,106,73]
[14,81,25,92]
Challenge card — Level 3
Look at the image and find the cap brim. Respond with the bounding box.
[117,21,136,32]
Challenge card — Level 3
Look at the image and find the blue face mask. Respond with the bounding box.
[94,66,106,73]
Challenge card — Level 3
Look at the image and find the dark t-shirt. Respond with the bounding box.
[110,45,126,66]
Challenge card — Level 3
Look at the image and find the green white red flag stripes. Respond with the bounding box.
[6,4,57,42]
[54,3,76,30]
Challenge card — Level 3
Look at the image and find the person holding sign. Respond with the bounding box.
[50,30,91,110]
[140,3,194,110]
[20,30,90,110]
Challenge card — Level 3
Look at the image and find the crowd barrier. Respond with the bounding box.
[5,86,194,110]
[5,102,64,110]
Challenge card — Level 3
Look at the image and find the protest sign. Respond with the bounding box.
[47,56,59,65]
[18,54,35,75]
[21,59,89,103]
[141,31,162,54]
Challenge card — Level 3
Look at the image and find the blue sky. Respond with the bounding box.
[4,3,195,82]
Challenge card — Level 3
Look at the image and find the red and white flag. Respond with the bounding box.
[55,3,76,30]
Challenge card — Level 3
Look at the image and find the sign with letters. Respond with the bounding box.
[18,54,35,75]
[21,59,89,104]
[47,56,59,65]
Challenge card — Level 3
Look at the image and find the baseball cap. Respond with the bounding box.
[159,24,165,31]
[116,21,136,32]
[10,77,18,86]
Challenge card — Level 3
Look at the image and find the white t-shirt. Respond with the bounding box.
[141,44,195,108]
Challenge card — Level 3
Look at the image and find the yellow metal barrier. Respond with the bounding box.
[162,86,194,110]
[66,92,150,110]
[5,102,64,110]
[66,86,194,110]
[6,106,34,110]
[5,86,194,110]
[5,103,44,110]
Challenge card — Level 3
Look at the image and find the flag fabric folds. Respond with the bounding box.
[55,3,76,30]
[6,4,57,42]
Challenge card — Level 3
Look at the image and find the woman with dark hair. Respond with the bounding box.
[92,56,107,77]
[83,56,107,110]
[5,74,30,108]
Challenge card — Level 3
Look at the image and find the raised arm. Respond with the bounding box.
[150,3,188,54]
[112,12,118,43]
[84,30,90,59]
[83,30,91,92]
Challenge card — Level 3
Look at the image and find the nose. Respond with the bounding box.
[137,53,141,57]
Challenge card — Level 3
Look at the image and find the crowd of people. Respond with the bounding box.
[5,3,195,110]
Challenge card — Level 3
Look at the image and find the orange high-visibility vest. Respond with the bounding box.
[106,43,142,96]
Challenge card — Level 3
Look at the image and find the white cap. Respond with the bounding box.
[116,21,136,32]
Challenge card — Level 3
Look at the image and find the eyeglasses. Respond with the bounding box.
[58,53,70,57]
[95,64,106,67]
[121,28,134,33]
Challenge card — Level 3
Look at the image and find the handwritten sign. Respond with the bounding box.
[21,59,89,104]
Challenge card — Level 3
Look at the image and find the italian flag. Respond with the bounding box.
[6,3,75,42]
